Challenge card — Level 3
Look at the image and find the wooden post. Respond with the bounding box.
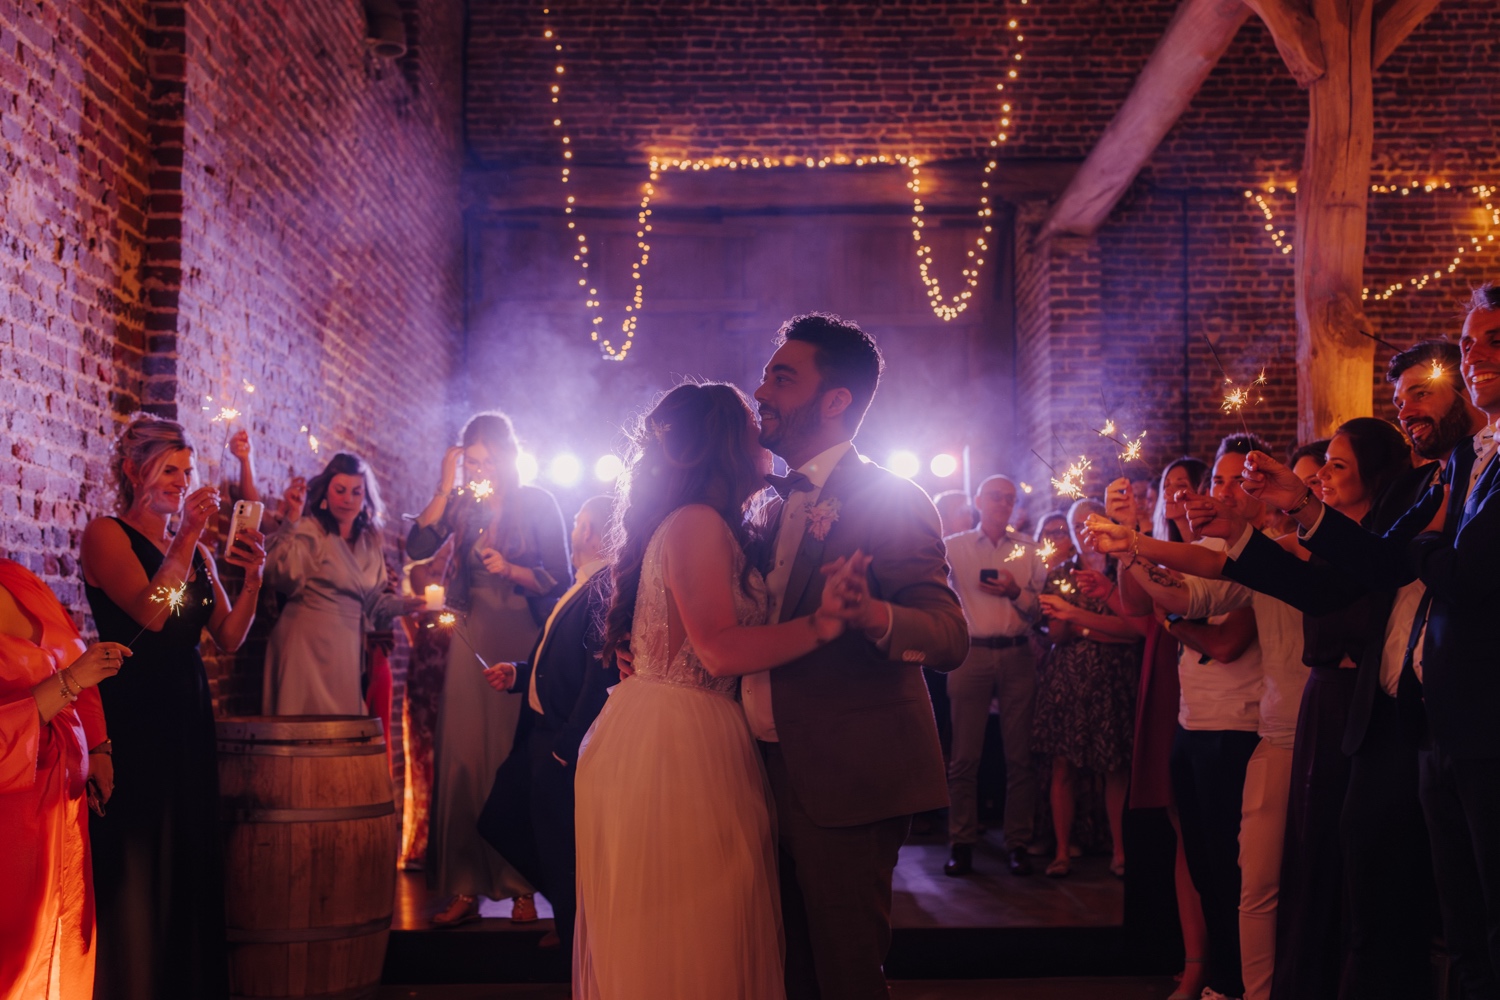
[1294,0,1376,440]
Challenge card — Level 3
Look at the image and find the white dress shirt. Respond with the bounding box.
[1176,538,1264,732]
[743,441,854,743]
[944,527,1046,639]
[528,558,606,714]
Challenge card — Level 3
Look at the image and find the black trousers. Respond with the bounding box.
[477,713,580,955]
[1170,726,1259,999]
[1419,747,1500,1000]
[1339,692,1437,1000]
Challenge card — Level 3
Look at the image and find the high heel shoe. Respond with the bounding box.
[431,893,480,928]
[1167,957,1207,1000]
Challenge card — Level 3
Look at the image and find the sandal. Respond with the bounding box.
[1168,957,1207,1000]
[431,893,480,928]
[510,893,539,924]
[1044,857,1070,878]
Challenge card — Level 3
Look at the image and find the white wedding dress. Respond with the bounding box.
[574,509,785,1000]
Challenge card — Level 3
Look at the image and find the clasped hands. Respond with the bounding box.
[812,550,880,642]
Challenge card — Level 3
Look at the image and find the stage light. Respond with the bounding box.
[930,453,959,478]
[888,451,921,479]
[516,450,539,486]
[548,453,583,487]
[594,454,624,482]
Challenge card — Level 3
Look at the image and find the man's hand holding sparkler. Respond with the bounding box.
[483,662,518,693]
[1179,489,1248,541]
[1242,450,1324,528]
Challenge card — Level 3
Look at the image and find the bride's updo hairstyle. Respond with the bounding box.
[110,413,195,512]
[601,381,765,662]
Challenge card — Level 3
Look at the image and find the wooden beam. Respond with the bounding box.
[1295,0,1376,439]
[1043,0,1250,237]
[1242,0,1327,85]
[1373,0,1441,67]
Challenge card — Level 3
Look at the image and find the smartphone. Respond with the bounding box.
[979,569,999,585]
[227,500,264,555]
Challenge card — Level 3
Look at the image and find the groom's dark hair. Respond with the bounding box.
[776,312,885,434]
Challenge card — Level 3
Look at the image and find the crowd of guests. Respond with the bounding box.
[5,286,1500,999]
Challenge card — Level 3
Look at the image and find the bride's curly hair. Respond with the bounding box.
[601,381,767,663]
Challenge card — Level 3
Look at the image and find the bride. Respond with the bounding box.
[573,382,870,1000]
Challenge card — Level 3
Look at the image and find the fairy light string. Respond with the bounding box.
[541,2,1030,357]
[1244,181,1498,301]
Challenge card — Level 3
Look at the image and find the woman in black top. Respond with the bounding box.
[80,414,265,1000]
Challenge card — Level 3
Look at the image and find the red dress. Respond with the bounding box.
[0,560,107,1000]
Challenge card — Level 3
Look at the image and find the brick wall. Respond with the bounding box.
[464,0,1500,474]
[1,0,465,752]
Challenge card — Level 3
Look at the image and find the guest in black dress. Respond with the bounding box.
[80,414,266,1000]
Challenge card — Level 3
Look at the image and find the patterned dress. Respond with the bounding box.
[1032,557,1140,774]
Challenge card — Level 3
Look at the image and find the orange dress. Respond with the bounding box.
[0,560,107,1000]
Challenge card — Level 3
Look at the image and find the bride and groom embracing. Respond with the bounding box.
[571,313,970,999]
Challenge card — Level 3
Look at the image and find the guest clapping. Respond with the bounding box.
[1,561,127,999]
[81,414,266,1000]
[262,453,424,716]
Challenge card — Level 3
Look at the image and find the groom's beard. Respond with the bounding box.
[1404,395,1472,460]
[757,398,821,459]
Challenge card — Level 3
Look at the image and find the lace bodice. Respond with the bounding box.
[632,508,769,699]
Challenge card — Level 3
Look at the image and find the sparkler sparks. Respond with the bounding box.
[437,611,457,626]
[1005,544,1027,563]
[1037,538,1057,562]
[426,609,491,669]
[1051,455,1092,499]
[1221,386,1250,415]
[1057,578,1076,595]
[468,479,495,501]
[1429,360,1446,382]
[210,407,241,423]
[1122,432,1147,464]
[127,582,191,647]
[1019,482,1034,494]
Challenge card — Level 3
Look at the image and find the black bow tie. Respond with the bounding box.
[765,471,815,500]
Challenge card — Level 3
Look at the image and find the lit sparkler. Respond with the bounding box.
[127,582,190,647]
[1221,386,1250,415]
[1037,538,1057,563]
[468,479,495,501]
[1019,482,1034,494]
[1428,359,1446,382]
[1005,544,1027,563]
[210,407,241,424]
[1050,455,1091,499]
[1057,578,1076,595]
[426,609,491,669]
[1122,432,1147,464]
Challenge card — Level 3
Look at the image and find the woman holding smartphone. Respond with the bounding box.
[81,414,266,1000]
[262,452,423,716]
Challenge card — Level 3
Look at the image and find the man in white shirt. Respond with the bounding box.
[942,475,1048,877]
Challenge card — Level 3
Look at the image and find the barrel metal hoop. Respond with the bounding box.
[229,802,395,824]
[225,915,391,945]
[217,741,387,757]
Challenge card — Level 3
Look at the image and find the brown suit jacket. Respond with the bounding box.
[764,447,969,827]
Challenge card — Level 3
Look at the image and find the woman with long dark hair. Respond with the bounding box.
[262,452,422,715]
[572,382,867,1000]
[407,412,571,926]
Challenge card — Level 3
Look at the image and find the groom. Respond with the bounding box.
[747,313,970,1000]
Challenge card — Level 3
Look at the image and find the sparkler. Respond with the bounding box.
[426,609,491,670]
[1056,578,1076,596]
[1004,544,1027,563]
[1201,334,1257,437]
[1037,538,1058,563]
[1428,359,1446,383]
[1019,482,1034,494]
[468,479,495,502]
[127,583,190,647]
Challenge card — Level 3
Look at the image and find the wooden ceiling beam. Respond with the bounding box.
[1373,0,1442,67]
[1242,0,1327,85]
[1042,0,1250,238]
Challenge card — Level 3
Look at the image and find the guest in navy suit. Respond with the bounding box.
[1244,286,1500,999]
[477,495,619,959]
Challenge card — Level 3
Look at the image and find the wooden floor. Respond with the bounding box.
[376,977,1180,999]
[385,828,1133,985]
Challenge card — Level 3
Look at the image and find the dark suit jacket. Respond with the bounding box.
[1303,439,1500,758]
[510,571,617,765]
[764,448,969,828]
[1223,464,1431,756]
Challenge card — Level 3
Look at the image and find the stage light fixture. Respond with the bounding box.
[888,451,921,479]
[548,453,583,487]
[594,454,625,482]
[930,453,959,478]
[516,451,540,486]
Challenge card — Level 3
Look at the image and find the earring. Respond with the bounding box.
[319,499,328,509]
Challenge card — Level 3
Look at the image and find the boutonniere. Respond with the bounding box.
[805,497,841,541]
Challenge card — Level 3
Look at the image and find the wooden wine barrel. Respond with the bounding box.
[218,716,398,1000]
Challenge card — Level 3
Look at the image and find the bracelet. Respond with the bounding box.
[57,671,79,703]
[1128,530,1142,566]
[89,738,114,755]
[1283,488,1315,517]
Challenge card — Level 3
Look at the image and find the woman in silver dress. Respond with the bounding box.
[262,452,422,715]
